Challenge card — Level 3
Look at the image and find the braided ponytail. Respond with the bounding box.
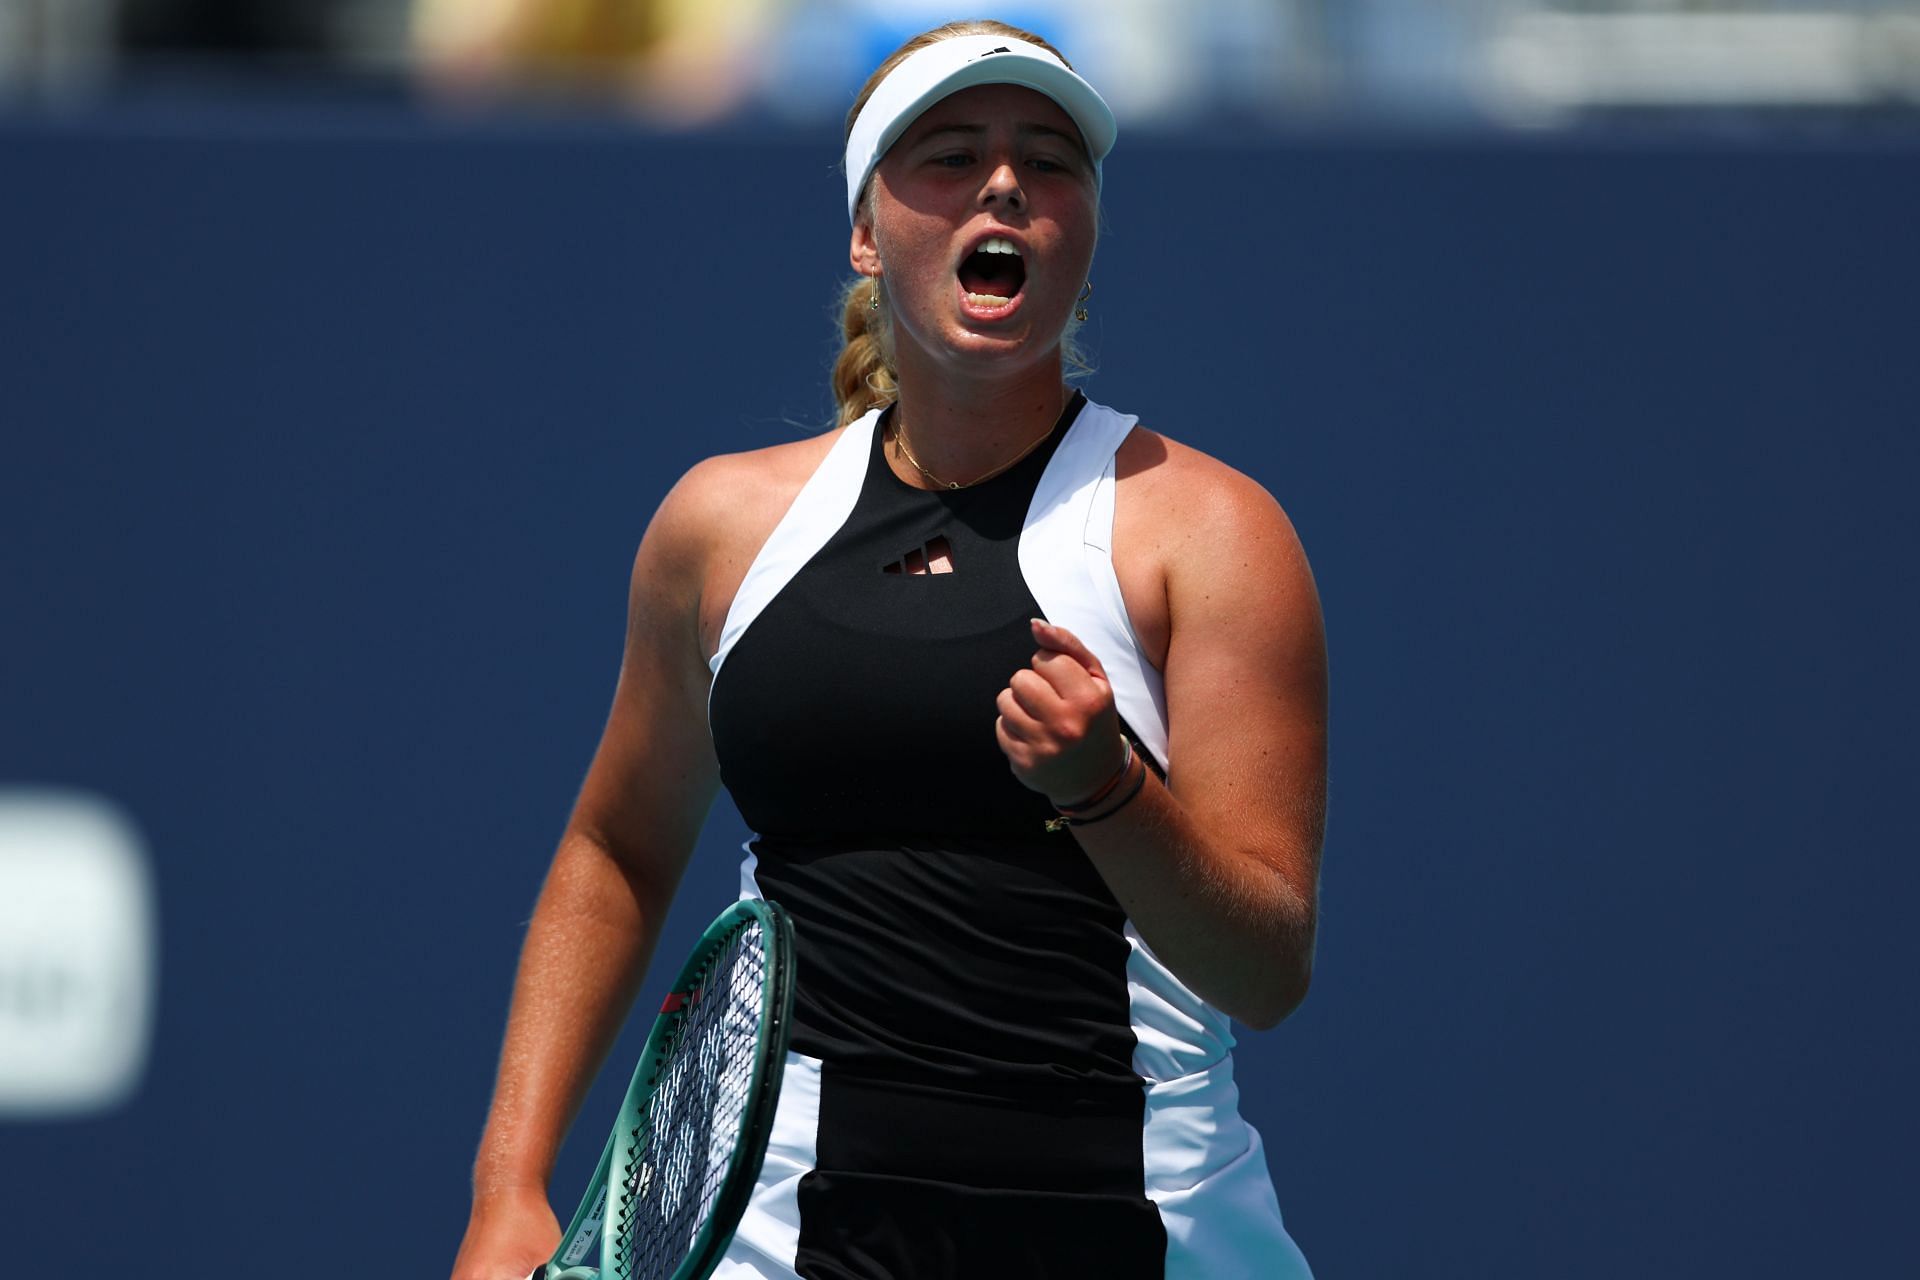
[831,272,896,428]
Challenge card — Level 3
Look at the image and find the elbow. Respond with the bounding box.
[1239,962,1311,1033]
[1233,852,1320,1032]
[1237,922,1315,1031]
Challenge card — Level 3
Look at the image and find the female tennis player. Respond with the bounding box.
[451,20,1326,1280]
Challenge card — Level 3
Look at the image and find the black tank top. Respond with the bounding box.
[707,390,1150,1091]
[706,392,1170,1276]
[713,395,1087,839]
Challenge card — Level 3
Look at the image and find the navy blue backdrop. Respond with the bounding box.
[1,106,1915,1276]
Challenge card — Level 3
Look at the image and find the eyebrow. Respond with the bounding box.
[911,122,1089,161]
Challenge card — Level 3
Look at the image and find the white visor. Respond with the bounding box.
[843,34,1116,224]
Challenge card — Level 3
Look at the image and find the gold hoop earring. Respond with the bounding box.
[869,287,881,313]
[1076,280,1093,323]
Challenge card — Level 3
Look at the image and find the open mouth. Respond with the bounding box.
[957,236,1026,310]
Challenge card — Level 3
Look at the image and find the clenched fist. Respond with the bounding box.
[995,618,1129,807]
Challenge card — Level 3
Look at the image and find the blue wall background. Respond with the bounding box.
[1,107,1915,1275]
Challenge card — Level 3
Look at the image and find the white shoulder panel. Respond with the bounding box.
[1019,399,1240,1079]
[709,411,879,693]
[1017,398,1170,771]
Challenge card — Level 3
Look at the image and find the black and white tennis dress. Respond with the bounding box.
[706,392,1312,1279]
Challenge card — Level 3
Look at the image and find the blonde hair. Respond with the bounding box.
[829,21,1095,428]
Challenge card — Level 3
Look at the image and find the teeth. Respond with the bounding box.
[965,292,1015,308]
[978,236,1021,257]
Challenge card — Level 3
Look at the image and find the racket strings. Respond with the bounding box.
[614,922,767,1280]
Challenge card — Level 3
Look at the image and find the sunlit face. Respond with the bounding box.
[851,83,1099,376]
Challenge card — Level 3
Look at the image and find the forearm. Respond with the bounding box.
[471,828,673,1199]
[1068,768,1317,1031]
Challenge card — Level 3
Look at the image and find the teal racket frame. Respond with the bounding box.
[538,897,796,1280]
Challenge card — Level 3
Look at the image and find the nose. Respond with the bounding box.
[979,160,1024,212]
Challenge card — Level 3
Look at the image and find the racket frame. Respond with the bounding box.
[541,897,796,1280]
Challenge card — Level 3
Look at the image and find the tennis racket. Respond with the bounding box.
[532,898,796,1280]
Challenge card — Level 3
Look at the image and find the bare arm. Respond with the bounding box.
[452,466,725,1279]
[996,456,1327,1030]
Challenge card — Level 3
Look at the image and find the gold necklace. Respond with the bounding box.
[889,401,1064,491]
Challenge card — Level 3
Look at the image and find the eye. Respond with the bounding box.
[932,151,974,168]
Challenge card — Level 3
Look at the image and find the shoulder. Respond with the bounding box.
[1112,422,1312,577]
[1097,415,1317,673]
[639,428,849,580]
[638,426,853,661]
[656,428,848,535]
